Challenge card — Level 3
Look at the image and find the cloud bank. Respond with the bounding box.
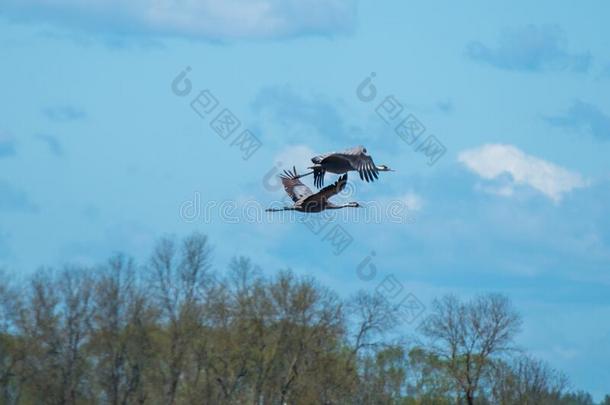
[4,0,358,41]
[252,85,351,138]
[545,100,610,141]
[466,25,591,72]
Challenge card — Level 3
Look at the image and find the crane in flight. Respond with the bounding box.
[265,167,360,213]
[297,145,394,188]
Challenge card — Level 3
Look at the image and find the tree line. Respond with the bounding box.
[0,232,607,405]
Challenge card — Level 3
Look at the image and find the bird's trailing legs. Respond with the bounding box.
[288,170,314,179]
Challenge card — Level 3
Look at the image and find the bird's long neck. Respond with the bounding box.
[375,165,389,171]
[328,203,358,209]
[266,207,295,212]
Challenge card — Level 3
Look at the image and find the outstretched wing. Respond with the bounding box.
[332,146,379,182]
[279,166,313,202]
[304,174,347,206]
[310,145,379,185]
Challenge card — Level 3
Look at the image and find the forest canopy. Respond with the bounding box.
[0,233,607,405]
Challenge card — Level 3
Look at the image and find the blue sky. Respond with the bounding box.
[1,0,609,398]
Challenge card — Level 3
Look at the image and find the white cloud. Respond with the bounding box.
[6,0,357,40]
[403,192,424,211]
[458,144,588,202]
[273,144,316,173]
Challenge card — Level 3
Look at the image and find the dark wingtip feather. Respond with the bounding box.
[314,169,325,188]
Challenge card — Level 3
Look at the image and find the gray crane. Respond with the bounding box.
[299,145,393,188]
[266,167,360,213]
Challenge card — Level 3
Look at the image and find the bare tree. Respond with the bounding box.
[90,254,156,405]
[15,268,95,404]
[347,291,397,359]
[198,258,255,404]
[0,270,24,404]
[419,294,522,405]
[147,233,212,405]
[489,355,567,405]
[270,272,344,404]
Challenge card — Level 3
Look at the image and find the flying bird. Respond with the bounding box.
[300,145,393,188]
[266,167,360,213]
